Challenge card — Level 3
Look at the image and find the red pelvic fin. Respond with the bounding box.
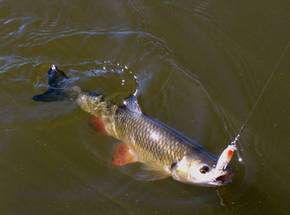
[90,116,107,134]
[112,143,137,166]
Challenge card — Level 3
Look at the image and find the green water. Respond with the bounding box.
[0,0,289,214]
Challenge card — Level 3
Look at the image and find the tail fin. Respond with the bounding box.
[32,65,70,102]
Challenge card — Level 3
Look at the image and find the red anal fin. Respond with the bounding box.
[112,143,137,166]
[90,116,107,134]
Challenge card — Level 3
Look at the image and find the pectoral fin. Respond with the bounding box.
[112,143,137,166]
[134,164,170,181]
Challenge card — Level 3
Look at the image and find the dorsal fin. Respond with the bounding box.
[123,95,142,114]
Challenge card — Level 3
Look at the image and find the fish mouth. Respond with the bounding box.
[212,173,233,186]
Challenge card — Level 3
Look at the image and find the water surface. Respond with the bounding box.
[0,0,289,214]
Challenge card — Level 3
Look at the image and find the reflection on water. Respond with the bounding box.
[0,0,289,214]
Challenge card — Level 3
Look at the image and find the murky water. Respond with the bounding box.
[0,0,289,214]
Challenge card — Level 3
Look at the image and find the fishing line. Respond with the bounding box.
[230,41,289,162]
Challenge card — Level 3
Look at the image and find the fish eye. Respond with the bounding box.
[200,165,210,174]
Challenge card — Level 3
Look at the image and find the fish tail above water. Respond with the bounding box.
[32,64,87,103]
[32,64,108,114]
[32,64,117,134]
[32,64,75,102]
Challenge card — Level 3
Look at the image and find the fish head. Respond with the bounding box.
[171,155,233,186]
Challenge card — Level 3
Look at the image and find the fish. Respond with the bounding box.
[33,65,233,186]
